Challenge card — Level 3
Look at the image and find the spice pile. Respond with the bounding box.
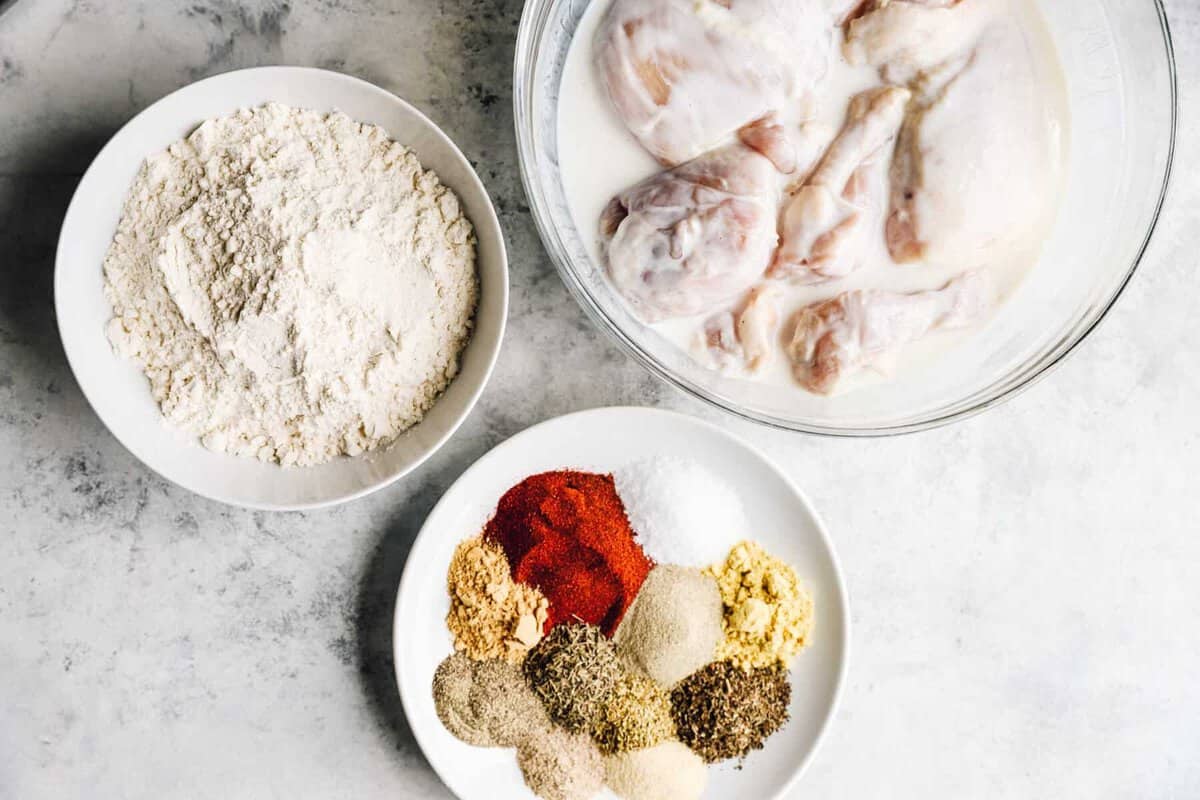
[706,540,814,670]
[431,463,816,800]
[446,536,548,662]
[613,457,744,567]
[485,470,652,636]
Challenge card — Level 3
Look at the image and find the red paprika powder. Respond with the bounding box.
[484,470,652,637]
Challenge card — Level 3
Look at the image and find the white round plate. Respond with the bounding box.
[54,67,508,510]
[394,406,849,800]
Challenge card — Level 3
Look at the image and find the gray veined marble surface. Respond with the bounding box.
[0,1,1197,798]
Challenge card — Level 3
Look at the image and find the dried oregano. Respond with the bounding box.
[590,670,675,754]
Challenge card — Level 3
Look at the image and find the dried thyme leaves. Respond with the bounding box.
[669,660,791,763]
[524,623,622,733]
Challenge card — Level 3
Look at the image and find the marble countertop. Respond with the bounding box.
[1,1,1197,797]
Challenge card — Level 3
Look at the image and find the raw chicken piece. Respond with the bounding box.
[736,114,800,174]
[700,285,782,372]
[601,121,787,322]
[787,272,988,394]
[836,0,959,25]
[595,0,833,166]
[884,11,1063,265]
[844,0,985,88]
[831,0,872,24]
[771,86,910,283]
[845,0,1061,265]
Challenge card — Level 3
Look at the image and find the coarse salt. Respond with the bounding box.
[612,456,746,567]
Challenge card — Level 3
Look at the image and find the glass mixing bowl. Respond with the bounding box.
[514,0,1176,435]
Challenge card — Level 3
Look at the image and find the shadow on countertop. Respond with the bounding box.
[350,461,471,788]
[0,131,113,403]
[352,395,534,787]
[354,489,441,760]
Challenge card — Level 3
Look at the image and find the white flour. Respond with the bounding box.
[103,103,478,466]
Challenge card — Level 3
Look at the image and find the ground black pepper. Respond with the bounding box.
[669,659,791,763]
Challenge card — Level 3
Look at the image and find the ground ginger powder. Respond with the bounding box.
[704,540,814,670]
[446,536,549,663]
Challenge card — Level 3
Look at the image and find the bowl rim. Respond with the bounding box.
[513,0,1179,438]
[53,65,509,511]
[391,405,852,800]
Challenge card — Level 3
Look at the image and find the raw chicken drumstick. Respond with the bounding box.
[601,119,791,322]
[595,0,833,166]
[770,86,911,283]
[787,272,989,394]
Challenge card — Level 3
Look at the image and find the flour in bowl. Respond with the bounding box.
[102,103,478,466]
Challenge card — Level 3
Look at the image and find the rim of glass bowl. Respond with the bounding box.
[512,1,1178,437]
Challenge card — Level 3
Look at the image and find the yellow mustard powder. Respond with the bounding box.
[704,540,814,670]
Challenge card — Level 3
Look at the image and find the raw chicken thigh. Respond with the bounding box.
[771,86,910,283]
[847,0,1063,266]
[601,121,789,322]
[595,0,834,166]
[787,272,989,393]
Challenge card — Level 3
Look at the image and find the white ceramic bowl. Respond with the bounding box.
[55,67,508,510]
[394,407,849,800]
